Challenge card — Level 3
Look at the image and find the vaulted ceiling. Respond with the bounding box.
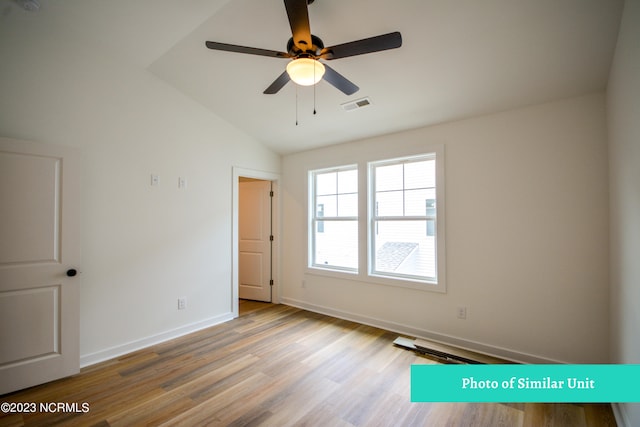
[3,0,623,154]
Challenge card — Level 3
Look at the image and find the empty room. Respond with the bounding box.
[1,0,638,426]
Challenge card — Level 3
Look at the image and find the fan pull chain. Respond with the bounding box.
[295,84,299,126]
[313,84,318,115]
[313,64,317,115]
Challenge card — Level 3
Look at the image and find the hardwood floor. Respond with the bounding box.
[0,301,617,426]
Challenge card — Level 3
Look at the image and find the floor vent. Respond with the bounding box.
[341,97,372,112]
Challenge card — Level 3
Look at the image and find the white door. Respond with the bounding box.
[238,179,272,302]
[0,137,81,395]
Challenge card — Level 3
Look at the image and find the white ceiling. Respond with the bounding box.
[5,0,623,154]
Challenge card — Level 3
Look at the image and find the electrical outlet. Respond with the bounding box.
[457,306,467,320]
[178,297,187,310]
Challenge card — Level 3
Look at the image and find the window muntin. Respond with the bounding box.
[370,155,438,283]
[310,166,358,271]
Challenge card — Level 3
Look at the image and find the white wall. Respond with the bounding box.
[0,6,280,362]
[281,93,609,364]
[607,0,640,425]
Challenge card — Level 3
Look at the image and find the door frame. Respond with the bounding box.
[231,167,280,317]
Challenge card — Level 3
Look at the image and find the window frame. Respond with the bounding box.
[306,146,446,293]
[308,164,359,273]
[368,153,441,286]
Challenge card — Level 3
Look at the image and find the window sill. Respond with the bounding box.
[305,267,446,293]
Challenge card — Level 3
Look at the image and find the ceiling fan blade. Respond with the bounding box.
[322,64,359,95]
[205,41,291,58]
[284,0,312,51]
[264,71,291,94]
[320,31,402,60]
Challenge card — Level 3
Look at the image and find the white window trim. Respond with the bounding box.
[367,149,446,292]
[306,146,446,293]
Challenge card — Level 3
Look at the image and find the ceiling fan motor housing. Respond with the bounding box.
[287,35,324,58]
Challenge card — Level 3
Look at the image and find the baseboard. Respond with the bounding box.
[280,297,567,365]
[80,312,235,368]
[611,403,631,427]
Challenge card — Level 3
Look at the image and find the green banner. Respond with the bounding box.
[411,364,640,402]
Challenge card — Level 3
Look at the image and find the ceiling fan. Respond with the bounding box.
[205,0,402,96]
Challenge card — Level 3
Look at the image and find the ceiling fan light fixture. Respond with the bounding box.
[286,58,325,86]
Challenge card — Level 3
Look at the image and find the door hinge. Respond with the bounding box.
[270,279,274,286]
[270,190,274,197]
[270,235,274,241]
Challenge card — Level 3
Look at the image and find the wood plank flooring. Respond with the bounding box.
[0,301,617,426]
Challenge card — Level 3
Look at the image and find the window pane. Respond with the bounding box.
[337,193,358,217]
[310,166,358,273]
[316,172,336,195]
[373,220,436,279]
[314,220,358,270]
[404,159,435,189]
[375,164,403,192]
[376,190,403,216]
[337,169,358,194]
[316,195,336,217]
[404,188,436,216]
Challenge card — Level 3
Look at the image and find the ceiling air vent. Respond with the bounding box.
[16,0,40,11]
[341,97,372,112]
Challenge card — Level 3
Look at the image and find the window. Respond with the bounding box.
[309,166,358,271]
[307,148,445,291]
[370,155,438,283]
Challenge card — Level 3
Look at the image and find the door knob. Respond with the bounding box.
[66,269,78,277]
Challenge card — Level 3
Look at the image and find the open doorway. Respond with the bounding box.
[231,167,280,318]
